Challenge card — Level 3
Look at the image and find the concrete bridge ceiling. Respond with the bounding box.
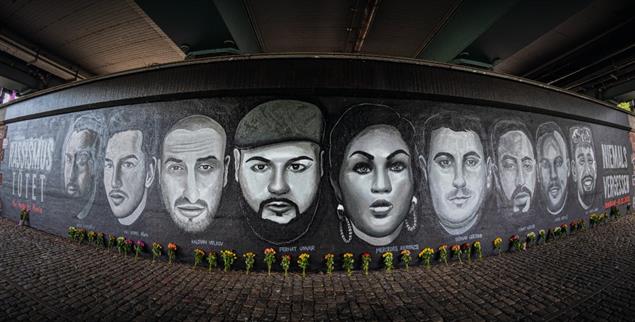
[0,0,633,104]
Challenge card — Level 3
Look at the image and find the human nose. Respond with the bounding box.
[183,169,199,202]
[69,159,79,183]
[515,162,525,186]
[111,164,123,189]
[453,163,466,189]
[548,163,557,181]
[371,166,392,193]
[268,167,290,195]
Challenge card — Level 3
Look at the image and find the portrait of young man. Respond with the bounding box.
[490,119,536,215]
[233,99,324,245]
[417,112,492,236]
[62,113,105,220]
[536,122,570,215]
[159,115,230,233]
[569,125,597,210]
[103,109,157,226]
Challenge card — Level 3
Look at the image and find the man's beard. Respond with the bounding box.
[239,192,320,245]
[579,174,595,209]
[545,179,566,214]
[168,196,211,233]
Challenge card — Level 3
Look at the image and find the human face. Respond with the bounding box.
[538,133,569,213]
[104,130,149,219]
[496,130,536,213]
[427,128,488,232]
[64,130,97,198]
[338,125,413,238]
[572,143,596,206]
[235,141,321,225]
[160,127,227,233]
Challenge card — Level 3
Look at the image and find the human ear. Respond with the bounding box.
[570,159,577,182]
[223,155,230,187]
[418,155,428,183]
[233,149,241,183]
[486,156,493,191]
[145,157,157,188]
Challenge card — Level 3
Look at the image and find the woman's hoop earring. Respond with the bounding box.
[405,196,418,232]
[337,204,352,243]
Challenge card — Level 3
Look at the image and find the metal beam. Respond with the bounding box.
[417,0,520,62]
[212,0,262,53]
[602,77,635,99]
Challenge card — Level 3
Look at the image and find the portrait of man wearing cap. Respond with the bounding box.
[159,115,230,233]
[233,99,324,245]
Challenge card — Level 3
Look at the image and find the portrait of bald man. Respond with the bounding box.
[536,122,570,215]
[159,115,230,233]
[234,99,324,245]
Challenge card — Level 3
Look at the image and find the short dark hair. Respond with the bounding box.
[328,103,416,187]
[536,121,568,160]
[107,108,157,158]
[569,125,594,158]
[416,112,487,161]
[490,118,533,163]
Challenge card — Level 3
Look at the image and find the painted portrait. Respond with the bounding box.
[569,125,597,210]
[159,115,230,233]
[62,113,105,219]
[234,99,324,245]
[104,109,157,225]
[329,104,417,246]
[536,122,570,215]
[417,112,492,236]
[491,119,536,215]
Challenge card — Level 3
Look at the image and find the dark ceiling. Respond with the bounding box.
[0,0,633,105]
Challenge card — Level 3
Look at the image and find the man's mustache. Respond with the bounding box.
[259,198,298,210]
[547,180,561,192]
[511,185,532,200]
[446,188,473,200]
[174,197,208,209]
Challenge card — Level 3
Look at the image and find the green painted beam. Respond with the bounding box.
[417,0,520,62]
[212,0,262,53]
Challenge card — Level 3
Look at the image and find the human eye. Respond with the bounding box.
[434,156,453,169]
[288,162,310,173]
[122,161,136,169]
[353,162,372,175]
[464,156,480,168]
[250,163,269,172]
[587,155,594,165]
[502,158,516,169]
[554,157,563,168]
[76,152,90,166]
[104,160,113,169]
[389,161,406,172]
[198,163,215,173]
[522,160,534,171]
[167,163,185,173]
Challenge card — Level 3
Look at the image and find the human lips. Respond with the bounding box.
[369,200,393,217]
[176,204,206,218]
[66,184,78,195]
[448,192,471,207]
[108,190,128,206]
[582,175,594,191]
[548,183,561,198]
[265,200,293,213]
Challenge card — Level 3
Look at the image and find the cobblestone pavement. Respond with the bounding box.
[1,215,635,322]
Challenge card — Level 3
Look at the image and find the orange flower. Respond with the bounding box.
[168,242,177,251]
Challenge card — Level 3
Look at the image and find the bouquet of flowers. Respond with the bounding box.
[167,242,178,264]
[418,247,434,268]
[264,248,276,275]
[281,255,292,276]
[473,241,482,259]
[76,228,87,243]
[297,253,310,277]
[451,244,462,263]
[438,245,449,264]
[193,248,205,268]
[134,240,145,259]
[96,232,105,247]
[526,232,536,245]
[361,252,371,275]
[342,253,354,275]
[151,242,162,262]
[560,223,568,236]
[243,252,256,274]
[538,230,546,244]
[107,234,116,249]
[382,252,393,272]
[589,213,599,227]
[18,208,29,226]
[324,253,335,274]
[509,235,521,252]
[493,237,503,255]
[207,250,217,271]
[553,227,561,239]
[461,243,471,262]
[87,231,96,244]
[400,250,411,270]
[67,226,77,240]
[220,249,236,272]
[116,236,126,254]
[123,239,133,256]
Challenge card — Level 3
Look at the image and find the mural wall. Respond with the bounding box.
[1,96,632,268]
